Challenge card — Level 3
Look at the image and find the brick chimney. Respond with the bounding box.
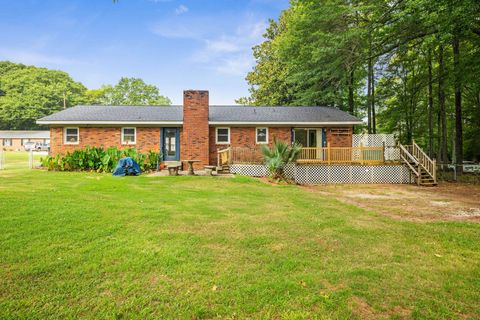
[181,90,210,168]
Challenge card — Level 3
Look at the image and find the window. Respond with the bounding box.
[216,127,230,144]
[21,139,30,146]
[2,138,12,146]
[256,127,268,144]
[64,127,79,144]
[121,127,136,145]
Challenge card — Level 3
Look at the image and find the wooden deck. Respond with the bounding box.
[218,144,399,166]
[297,145,390,165]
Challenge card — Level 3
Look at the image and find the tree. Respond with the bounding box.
[236,16,294,106]
[98,77,171,106]
[0,61,87,130]
[241,0,480,170]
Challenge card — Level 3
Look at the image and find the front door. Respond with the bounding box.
[293,128,325,160]
[162,128,180,161]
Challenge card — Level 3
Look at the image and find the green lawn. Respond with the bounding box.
[0,153,479,319]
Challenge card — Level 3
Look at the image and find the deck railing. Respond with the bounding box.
[219,144,397,166]
[217,147,231,166]
[218,147,264,166]
[297,144,386,165]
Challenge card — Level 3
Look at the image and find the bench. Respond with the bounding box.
[204,165,217,176]
[167,165,181,176]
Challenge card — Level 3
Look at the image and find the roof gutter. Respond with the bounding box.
[36,120,184,125]
[36,120,363,126]
[208,121,363,126]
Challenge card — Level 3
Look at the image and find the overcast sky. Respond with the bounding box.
[0,0,289,104]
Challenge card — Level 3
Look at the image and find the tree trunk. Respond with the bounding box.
[438,45,448,170]
[367,35,372,133]
[372,63,376,134]
[476,91,480,162]
[367,57,372,134]
[453,35,463,175]
[348,69,355,115]
[427,48,434,158]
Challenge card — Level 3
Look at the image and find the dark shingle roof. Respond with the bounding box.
[37,105,361,124]
[38,105,183,122]
[209,106,360,123]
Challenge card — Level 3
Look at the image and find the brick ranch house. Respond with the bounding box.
[37,90,361,169]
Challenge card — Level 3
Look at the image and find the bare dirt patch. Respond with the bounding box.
[302,182,480,222]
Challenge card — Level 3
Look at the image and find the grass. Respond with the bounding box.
[0,152,479,319]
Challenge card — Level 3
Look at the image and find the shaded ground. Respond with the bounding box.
[303,182,480,222]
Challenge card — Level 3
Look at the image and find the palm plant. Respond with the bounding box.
[261,139,302,182]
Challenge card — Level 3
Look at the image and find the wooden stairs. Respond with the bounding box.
[217,148,232,174]
[216,164,231,174]
[399,141,437,186]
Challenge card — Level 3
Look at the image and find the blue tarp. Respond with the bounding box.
[112,157,141,176]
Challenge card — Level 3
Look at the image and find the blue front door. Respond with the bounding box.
[162,128,180,161]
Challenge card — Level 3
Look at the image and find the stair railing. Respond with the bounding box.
[217,147,231,167]
[399,144,419,178]
[412,140,437,183]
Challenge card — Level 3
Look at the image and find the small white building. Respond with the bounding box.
[0,131,50,151]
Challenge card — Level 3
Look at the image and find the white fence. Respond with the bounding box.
[352,134,396,147]
[0,148,4,170]
[353,134,400,162]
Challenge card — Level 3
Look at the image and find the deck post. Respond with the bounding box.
[359,143,364,165]
[327,142,331,165]
[382,142,385,162]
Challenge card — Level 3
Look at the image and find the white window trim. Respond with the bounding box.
[121,127,137,145]
[215,127,230,144]
[64,127,79,145]
[256,127,269,144]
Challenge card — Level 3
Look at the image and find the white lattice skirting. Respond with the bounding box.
[230,164,295,180]
[230,164,411,184]
[230,164,268,177]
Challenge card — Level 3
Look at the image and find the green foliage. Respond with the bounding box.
[40,146,160,173]
[0,61,88,130]
[242,0,480,162]
[236,16,295,106]
[261,139,302,181]
[97,77,171,105]
[0,62,173,130]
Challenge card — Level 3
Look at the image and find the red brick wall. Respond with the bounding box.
[181,90,210,168]
[326,127,353,147]
[208,127,291,165]
[49,127,161,155]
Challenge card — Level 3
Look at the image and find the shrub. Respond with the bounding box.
[40,147,161,173]
[261,139,302,182]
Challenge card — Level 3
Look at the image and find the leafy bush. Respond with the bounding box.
[261,139,302,182]
[41,146,160,173]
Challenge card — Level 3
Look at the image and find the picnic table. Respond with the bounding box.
[182,160,201,176]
